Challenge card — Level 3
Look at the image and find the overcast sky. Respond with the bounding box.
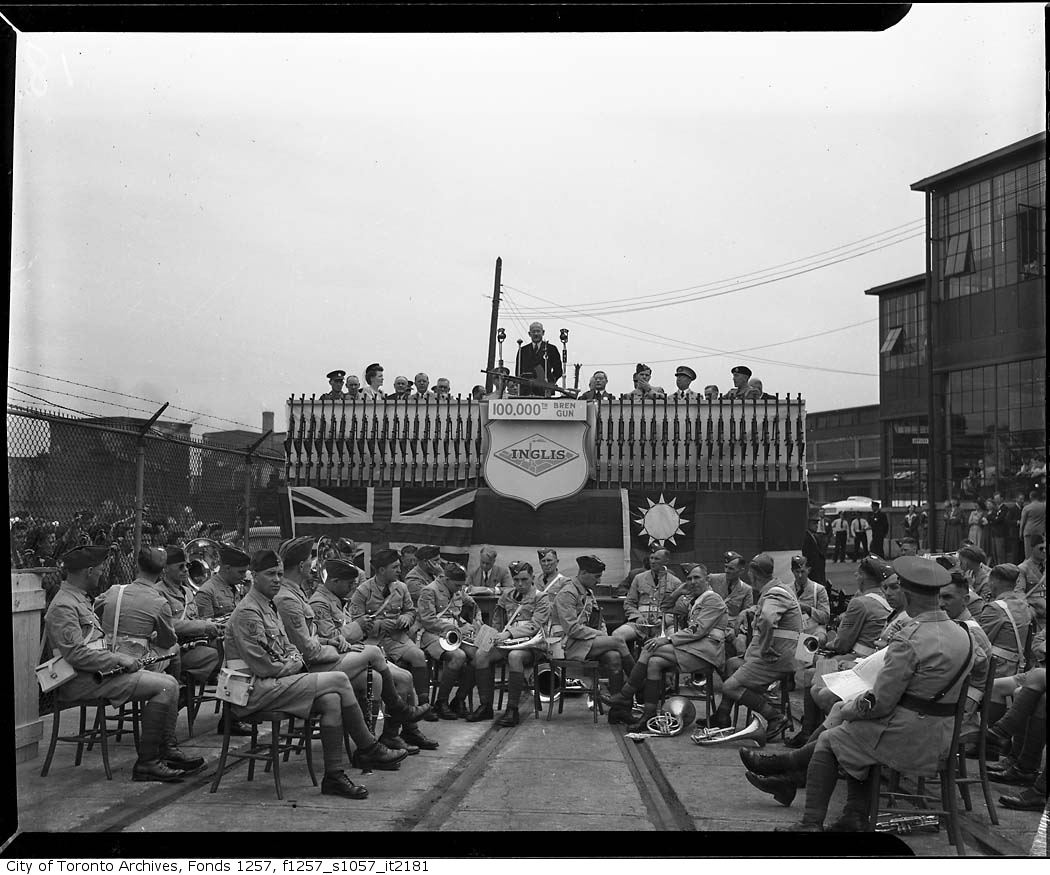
[7,4,1044,437]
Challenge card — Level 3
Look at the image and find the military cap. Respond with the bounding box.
[164,545,187,565]
[371,548,401,569]
[327,369,346,381]
[675,365,697,381]
[680,562,701,576]
[898,536,918,547]
[892,556,951,592]
[731,365,753,378]
[723,551,744,564]
[947,568,968,588]
[444,563,467,581]
[250,549,282,573]
[416,545,441,562]
[219,543,251,567]
[990,563,1021,585]
[790,554,809,570]
[749,553,775,576]
[576,555,606,574]
[860,555,894,581]
[957,545,988,565]
[324,558,360,582]
[61,544,111,571]
[138,547,167,574]
[279,536,314,567]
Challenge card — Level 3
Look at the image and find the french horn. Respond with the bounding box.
[691,712,767,747]
[497,631,545,651]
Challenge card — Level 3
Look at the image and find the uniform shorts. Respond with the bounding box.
[727,656,792,691]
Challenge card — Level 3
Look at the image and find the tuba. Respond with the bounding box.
[185,538,222,576]
[691,713,767,747]
[534,665,564,704]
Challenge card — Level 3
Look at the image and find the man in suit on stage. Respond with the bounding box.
[516,322,563,397]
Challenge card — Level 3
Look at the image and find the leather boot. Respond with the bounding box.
[607,705,634,725]
[496,707,520,727]
[606,661,648,707]
[133,702,184,783]
[433,700,460,720]
[740,744,811,784]
[321,770,369,799]
[354,740,409,771]
[436,663,460,710]
[695,699,733,729]
[380,670,431,724]
[400,725,439,750]
[161,699,205,773]
[411,665,438,720]
[378,732,419,755]
[467,666,496,721]
[505,670,526,710]
[827,774,873,831]
[1013,717,1047,774]
[745,771,797,807]
[451,662,475,715]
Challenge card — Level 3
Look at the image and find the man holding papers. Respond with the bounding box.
[740,556,975,832]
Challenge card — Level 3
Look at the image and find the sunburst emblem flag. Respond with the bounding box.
[633,494,690,548]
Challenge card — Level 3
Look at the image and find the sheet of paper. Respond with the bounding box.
[822,669,872,702]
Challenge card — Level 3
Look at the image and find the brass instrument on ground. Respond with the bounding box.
[691,713,767,747]
[94,649,179,683]
[875,813,941,835]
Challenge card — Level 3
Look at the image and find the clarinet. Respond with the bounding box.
[94,649,179,683]
[365,666,376,732]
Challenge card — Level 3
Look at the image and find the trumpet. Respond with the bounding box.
[437,625,476,652]
[94,649,178,683]
[691,713,767,747]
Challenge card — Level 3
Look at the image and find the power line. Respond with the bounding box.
[7,380,174,420]
[519,217,925,312]
[508,227,923,319]
[503,282,880,376]
[7,366,261,431]
[8,386,101,418]
[585,317,880,367]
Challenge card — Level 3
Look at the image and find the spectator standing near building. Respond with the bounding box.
[989,494,1011,565]
[831,515,849,564]
[944,498,965,551]
[1020,490,1046,559]
[869,501,889,559]
[849,513,871,560]
[968,499,991,554]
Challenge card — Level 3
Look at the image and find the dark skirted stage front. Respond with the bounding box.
[278,484,807,582]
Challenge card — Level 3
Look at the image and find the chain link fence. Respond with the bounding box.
[8,404,284,589]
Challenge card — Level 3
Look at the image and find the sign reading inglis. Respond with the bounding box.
[483,400,593,509]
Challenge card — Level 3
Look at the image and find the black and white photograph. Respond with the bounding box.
[3,2,1046,858]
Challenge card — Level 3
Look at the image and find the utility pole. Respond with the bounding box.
[485,257,502,393]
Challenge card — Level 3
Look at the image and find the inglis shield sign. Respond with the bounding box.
[483,399,593,509]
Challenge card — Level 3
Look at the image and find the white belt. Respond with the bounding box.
[772,629,801,641]
[990,645,1020,664]
[226,658,250,671]
[852,643,876,657]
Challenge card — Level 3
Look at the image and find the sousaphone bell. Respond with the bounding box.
[691,713,768,748]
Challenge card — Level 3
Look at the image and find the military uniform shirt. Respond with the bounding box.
[309,585,367,644]
[826,590,890,656]
[494,586,551,637]
[624,568,682,625]
[194,572,241,619]
[417,580,477,650]
[273,579,340,665]
[154,576,214,640]
[553,577,606,661]
[94,578,177,656]
[348,576,416,647]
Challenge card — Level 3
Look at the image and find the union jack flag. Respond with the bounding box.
[281,486,475,568]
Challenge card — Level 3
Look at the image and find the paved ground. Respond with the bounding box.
[8,561,1045,856]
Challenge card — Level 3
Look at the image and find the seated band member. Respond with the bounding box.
[274,538,429,755]
[194,544,249,620]
[699,553,802,738]
[607,563,728,731]
[535,548,570,596]
[986,667,1047,794]
[155,546,223,685]
[613,548,681,648]
[418,562,478,720]
[977,563,1035,679]
[45,546,186,782]
[552,555,636,725]
[347,548,438,739]
[791,555,831,647]
[787,556,892,747]
[469,561,551,727]
[707,552,755,659]
[404,544,441,603]
[937,572,994,745]
[93,546,204,775]
[740,557,974,832]
[666,562,707,627]
[225,550,406,797]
